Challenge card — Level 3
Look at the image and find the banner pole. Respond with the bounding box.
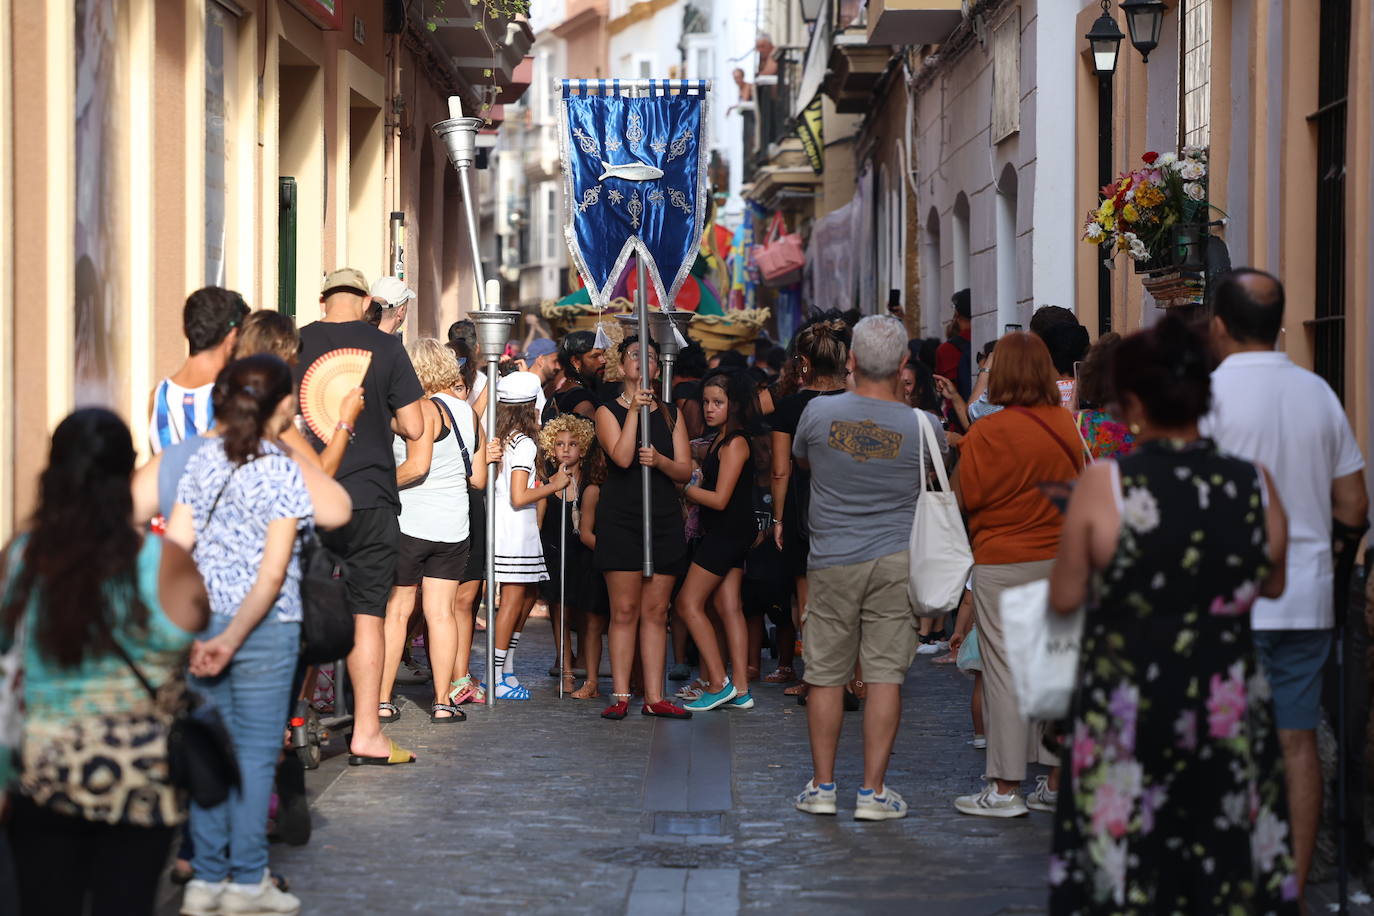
[432,101,518,708]
[558,487,567,699]
[637,257,654,578]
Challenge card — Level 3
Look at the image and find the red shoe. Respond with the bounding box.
[601,700,629,720]
[641,700,692,719]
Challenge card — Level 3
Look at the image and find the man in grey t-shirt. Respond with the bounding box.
[791,315,947,823]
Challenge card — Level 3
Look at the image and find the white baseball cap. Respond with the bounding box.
[370,276,416,307]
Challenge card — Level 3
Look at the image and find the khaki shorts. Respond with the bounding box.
[803,551,917,686]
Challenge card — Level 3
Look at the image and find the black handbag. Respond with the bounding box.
[107,635,241,809]
[298,528,353,664]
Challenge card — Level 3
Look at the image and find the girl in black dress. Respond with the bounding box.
[676,369,760,711]
[593,336,694,720]
[768,316,850,695]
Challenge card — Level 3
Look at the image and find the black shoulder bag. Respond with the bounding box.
[106,630,241,810]
[298,528,353,664]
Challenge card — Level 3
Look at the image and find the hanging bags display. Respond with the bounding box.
[751,212,805,288]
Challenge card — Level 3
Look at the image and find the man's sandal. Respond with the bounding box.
[378,701,400,723]
[430,703,466,723]
[347,739,416,766]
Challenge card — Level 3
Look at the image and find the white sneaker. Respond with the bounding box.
[968,734,987,750]
[954,782,1029,818]
[916,642,941,655]
[794,779,838,816]
[1026,774,1058,812]
[219,873,302,916]
[181,880,226,916]
[854,786,908,821]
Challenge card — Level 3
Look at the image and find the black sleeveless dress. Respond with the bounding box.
[594,400,687,576]
[692,429,755,577]
[538,477,609,616]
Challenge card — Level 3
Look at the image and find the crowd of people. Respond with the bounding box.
[0,261,1366,915]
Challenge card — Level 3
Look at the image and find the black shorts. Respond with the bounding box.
[395,534,470,586]
[692,530,752,578]
[460,488,486,584]
[320,507,400,618]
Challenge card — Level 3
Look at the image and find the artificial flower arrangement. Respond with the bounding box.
[1083,146,1210,265]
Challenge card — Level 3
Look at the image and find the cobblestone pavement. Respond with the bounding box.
[162,623,1368,915]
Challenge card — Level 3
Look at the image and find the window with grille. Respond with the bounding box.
[1310,0,1351,401]
[1179,0,1211,148]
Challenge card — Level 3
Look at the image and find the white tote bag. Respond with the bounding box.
[1000,578,1084,720]
[907,411,972,616]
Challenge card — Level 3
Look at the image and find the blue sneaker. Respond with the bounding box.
[683,679,737,711]
[726,692,755,709]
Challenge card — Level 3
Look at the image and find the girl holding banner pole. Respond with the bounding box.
[594,336,694,720]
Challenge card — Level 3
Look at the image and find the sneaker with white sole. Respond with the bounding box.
[1026,775,1058,812]
[916,641,949,655]
[954,782,1029,818]
[968,734,987,749]
[794,779,838,816]
[684,679,737,711]
[218,872,301,916]
[726,692,754,709]
[854,786,908,821]
[180,879,226,916]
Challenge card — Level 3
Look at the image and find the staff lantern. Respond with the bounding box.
[557,78,712,576]
[433,99,518,706]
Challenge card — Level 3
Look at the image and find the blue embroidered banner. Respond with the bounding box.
[558,80,710,309]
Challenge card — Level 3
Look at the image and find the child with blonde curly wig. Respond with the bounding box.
[537,414,608,697]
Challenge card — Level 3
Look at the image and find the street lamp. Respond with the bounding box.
[1085,2,1124,76]
[1119,0,1166,63]
[1086,1,1125,335]
[799,0,826,27]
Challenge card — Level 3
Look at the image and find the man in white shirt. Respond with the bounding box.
[1202,267,1368,893]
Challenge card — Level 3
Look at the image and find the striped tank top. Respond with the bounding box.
[149,378,215,455]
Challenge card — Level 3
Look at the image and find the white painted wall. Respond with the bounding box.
[608,0,685,83]
[913,0,1078,350]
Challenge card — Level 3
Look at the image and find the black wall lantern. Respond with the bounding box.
[1085,1,1125,76]
[1120,0,1166,62]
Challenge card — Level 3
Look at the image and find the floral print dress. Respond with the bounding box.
[1050,438,1298,915]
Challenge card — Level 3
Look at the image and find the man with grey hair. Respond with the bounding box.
[791,315,948,821]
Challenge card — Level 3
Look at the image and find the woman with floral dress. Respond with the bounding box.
[1047,314,1296,913]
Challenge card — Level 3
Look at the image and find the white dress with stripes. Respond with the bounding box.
[493,434,548,583]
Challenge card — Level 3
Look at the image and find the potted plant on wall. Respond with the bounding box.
[1082,146,1218,307]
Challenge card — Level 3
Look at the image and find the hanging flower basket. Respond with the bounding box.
[1084,147,1217,307]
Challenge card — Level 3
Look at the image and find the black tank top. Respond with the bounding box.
[600,399,681,524]
[700,429,754,535]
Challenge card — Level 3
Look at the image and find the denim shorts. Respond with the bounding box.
[1253,629,1331,731]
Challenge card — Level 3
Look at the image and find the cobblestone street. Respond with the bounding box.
[142,621,1373,915]
[251,625,1053,915]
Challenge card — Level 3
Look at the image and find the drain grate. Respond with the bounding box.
[654,812,725,836]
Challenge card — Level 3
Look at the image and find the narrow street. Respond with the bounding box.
[255,625,1051,915]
